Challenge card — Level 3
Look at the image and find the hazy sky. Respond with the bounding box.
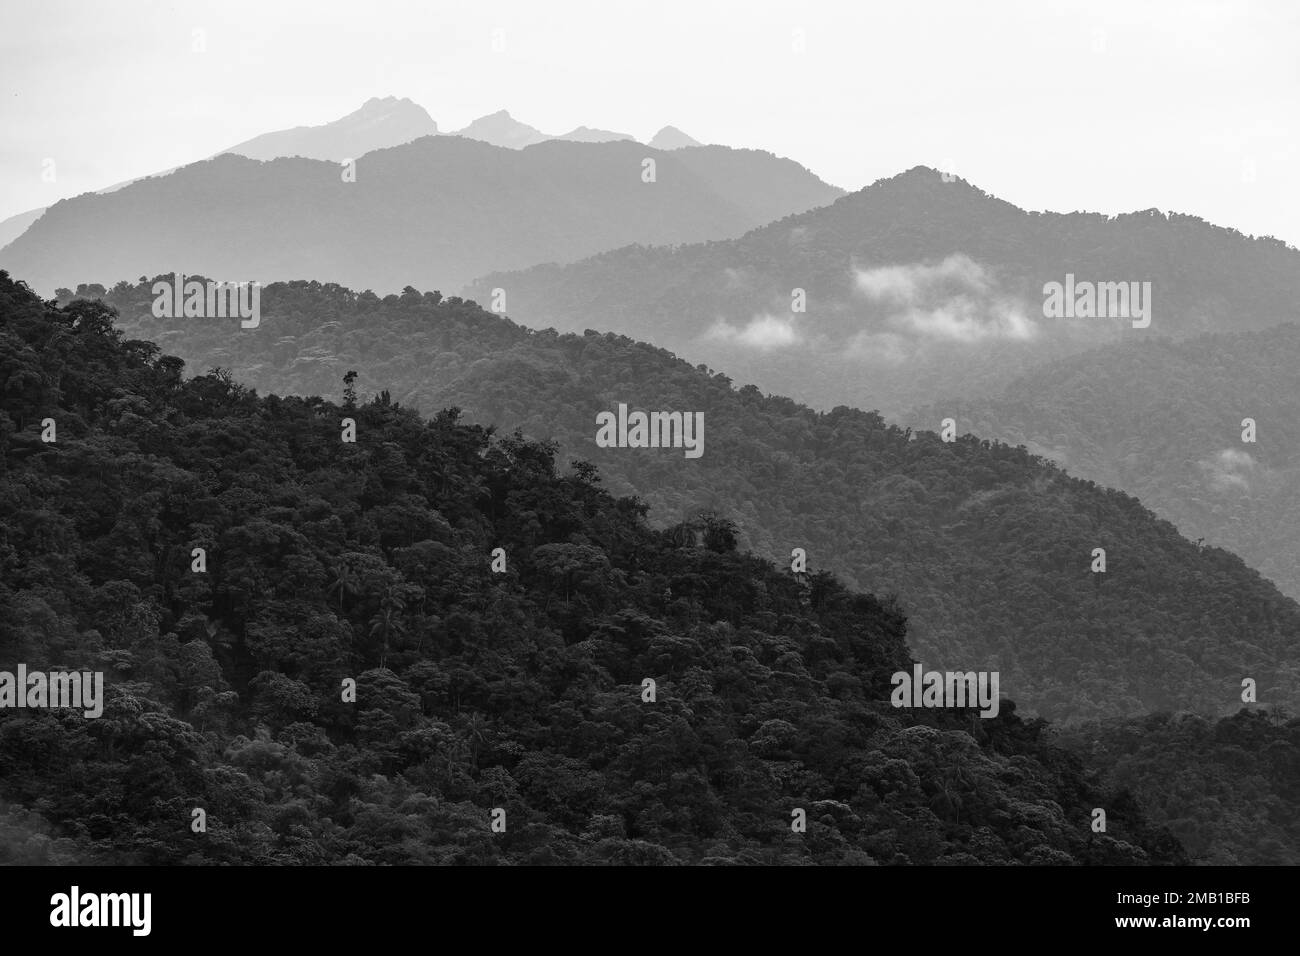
[2,0,1297,244]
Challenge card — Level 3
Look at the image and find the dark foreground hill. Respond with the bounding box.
[0,271,1183,865]
[94,277,1300,724]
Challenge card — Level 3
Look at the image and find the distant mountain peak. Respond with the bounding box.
[844,165,1003,209]
[885,165,960,185]
[352,95,428,117]
[555,126,636,144]
[224,97,438,162]
[452,110,549,149]
[649,126,703,150]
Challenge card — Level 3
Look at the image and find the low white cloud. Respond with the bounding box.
[855,254,993,304]
[1200,448,1256,492]
[721,267,755,292]
[705,313,800,350]
[853,254,1035,344]
[891,297,1036,343]
[843,330,910,364]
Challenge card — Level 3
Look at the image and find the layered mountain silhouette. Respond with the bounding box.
[908,323,1300,601]
[467,167,1300,419]
[0,97,442,251]
[0,99,707,255]
[1,138,843,296]
[0,208,43,252]
[448,110,698,149]
[221,95,439,161]
[95,277,1300,723]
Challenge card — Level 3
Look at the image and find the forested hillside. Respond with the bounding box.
[466,167,1300,418]
[908,324,1300,601]
[0,271,1185,865]
[95,277,1300,723]
[1054,709,1300,865]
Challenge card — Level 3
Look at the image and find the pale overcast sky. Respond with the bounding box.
[1,0,1297,244]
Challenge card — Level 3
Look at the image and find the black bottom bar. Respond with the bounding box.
[1,864,1279,944]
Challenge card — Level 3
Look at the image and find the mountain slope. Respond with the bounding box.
[97,276,1300,723]
[0,270,1183,865]
[668,146,846,229]
[2,138,844,296]
[1054,709,1300,865]
[907,322,1300,600]
[466,167,1300,419]
[0,209,43,251]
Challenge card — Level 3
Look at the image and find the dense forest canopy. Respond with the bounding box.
[1056,709,1300,865]
[0,270,1191,864]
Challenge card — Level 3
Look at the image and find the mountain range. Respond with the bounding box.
[92,276,1300,724]
[0,98,707,252]
[458,166,1300,599]
[443,109,695,150]
[466,166,1300,420]
[1,136,842,296]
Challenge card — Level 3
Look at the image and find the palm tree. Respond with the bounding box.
[458,712,491,769]
[368,583,408,667]
[327,558,358,612]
